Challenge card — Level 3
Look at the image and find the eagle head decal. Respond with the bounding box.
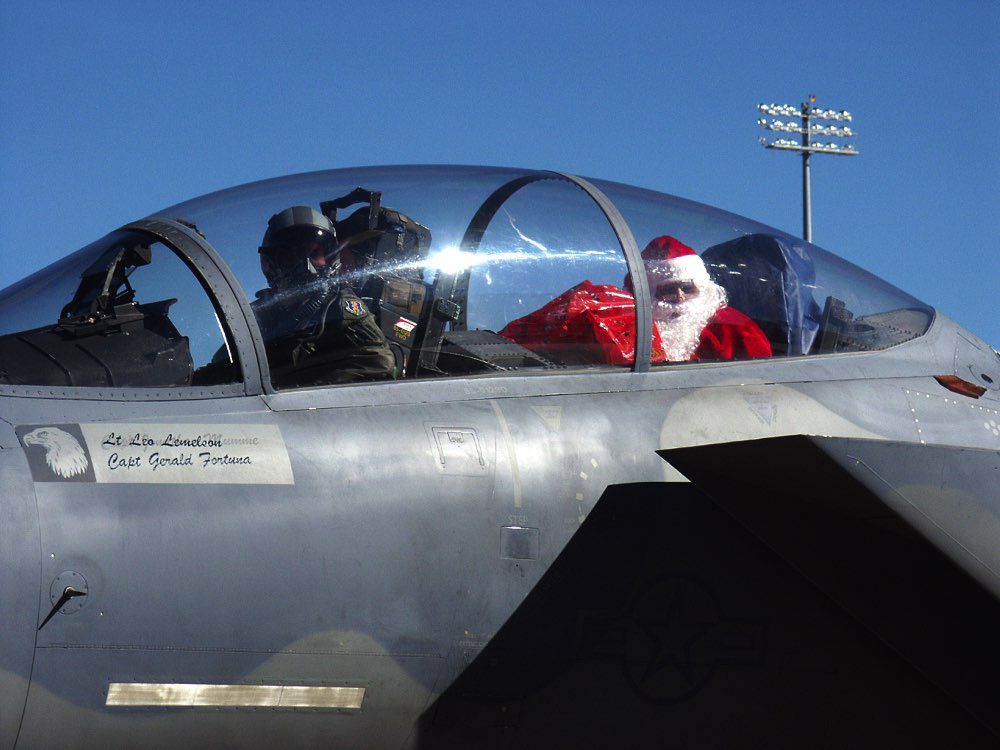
[23,427,90,479]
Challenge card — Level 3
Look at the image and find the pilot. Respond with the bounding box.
[254,206,395,388]
[635,236,772,362]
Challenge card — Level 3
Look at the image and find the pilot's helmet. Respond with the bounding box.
[259,206,338,289]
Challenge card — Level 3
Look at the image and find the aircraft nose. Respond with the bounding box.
[0,431,42,747]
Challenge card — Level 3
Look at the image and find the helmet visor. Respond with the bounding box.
[260,226,338,284]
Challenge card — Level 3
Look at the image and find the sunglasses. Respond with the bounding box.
[654,280,700,300]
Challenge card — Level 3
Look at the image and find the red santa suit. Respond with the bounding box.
[684,305,772,362]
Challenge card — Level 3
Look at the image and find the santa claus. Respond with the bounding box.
[634,236,772,362]
[498,236,771,366]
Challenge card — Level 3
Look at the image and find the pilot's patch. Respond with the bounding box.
[342,298,367,318]
[17,424,95,482]
[18,423,294,485]
[393,317,416,341]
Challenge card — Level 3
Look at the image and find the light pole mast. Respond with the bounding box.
[801,99,812,241]
[757,96,857,243]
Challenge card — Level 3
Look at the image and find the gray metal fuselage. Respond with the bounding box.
[1,310,998,748]
[0,165,998,748]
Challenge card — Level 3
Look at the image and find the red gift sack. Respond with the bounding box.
[500,281,664,365]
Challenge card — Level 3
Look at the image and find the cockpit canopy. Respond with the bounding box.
[0,165,934,392]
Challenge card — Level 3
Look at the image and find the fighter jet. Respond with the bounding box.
[0,165,997,749]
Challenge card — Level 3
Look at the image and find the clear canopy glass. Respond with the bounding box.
[0,165,934,391]
[0,233,238,388]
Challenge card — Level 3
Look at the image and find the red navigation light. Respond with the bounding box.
[934,375,987,399]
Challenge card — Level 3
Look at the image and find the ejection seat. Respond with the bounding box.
[701,233,823,357]
[320,188,432,377]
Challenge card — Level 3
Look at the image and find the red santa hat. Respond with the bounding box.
[640,236,712,286]
[625,236,712,292]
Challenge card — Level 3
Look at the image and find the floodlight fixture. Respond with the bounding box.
[756,95,858,242]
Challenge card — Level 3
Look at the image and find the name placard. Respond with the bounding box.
[18,423,294,484]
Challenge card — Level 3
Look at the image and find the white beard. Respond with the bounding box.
[653,283,726,362]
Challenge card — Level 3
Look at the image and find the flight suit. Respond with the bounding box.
[254,283,396,389]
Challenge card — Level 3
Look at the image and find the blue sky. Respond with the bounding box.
[1,0,997,344]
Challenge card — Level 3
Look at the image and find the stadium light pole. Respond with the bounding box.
[757,96,858,243]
